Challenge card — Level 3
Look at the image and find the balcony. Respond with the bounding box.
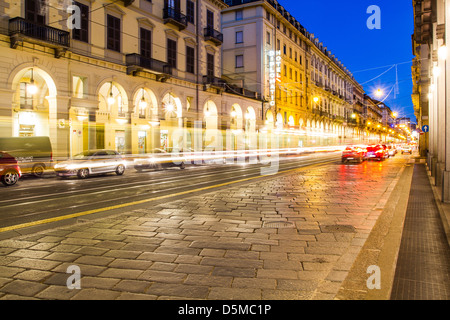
[9,17,70,58]
[203,76,226,91]
[163,7,188,31]
[204,27,223,46]
[126,54,172,81]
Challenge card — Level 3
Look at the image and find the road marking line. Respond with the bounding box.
[0,160,336,233]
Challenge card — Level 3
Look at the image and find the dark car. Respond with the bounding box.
[366,145,386,161]
[134,148,186,171]
[0,152,22,186]
[0,136,52,177]
[342,146,367,163]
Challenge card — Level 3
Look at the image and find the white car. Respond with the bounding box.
[401,146,412,154]
[55,150,126,179]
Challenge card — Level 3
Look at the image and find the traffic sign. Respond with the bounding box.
[422,125,429,133]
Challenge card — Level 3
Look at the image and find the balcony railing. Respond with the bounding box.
[163,7,188,30]
[203,76,226,89]
[126,54,173,79]
[9,17,69,57]
[204,26,223,46]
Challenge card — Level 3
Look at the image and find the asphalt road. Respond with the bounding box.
[0,152,341,231]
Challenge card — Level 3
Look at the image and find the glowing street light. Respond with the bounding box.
[313,96,319,103]
[375,89,383,97]
[107,82,115,105]
[27,68,38,95]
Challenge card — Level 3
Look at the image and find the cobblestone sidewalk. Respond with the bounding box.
[0,158,408,300]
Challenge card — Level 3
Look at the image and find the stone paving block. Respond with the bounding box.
[231,278,277,290]
[116,292,157,300]
[71,288,121,300]
[0,240,36,249]
[256,269,298,280]
[212,267,256,278]
[14,270,52,282]
[146,283,209,299]
[201,257,263,269]
[8,258,62,271]
[108,259,153,270]
[43,252,81,262]
[183,274,232,287]
[113,280,152,293]
[208,287,261,300]
[35,285,79,300]
[103,250,142,259]
[81,276,121,289]
[8,249,50,259]
[0,279,47,297]
[277,279,319,292]
[51,263,106,277]
[138,270,187,284]
[74,255,114,267]
[136,252,178,263]
[98,268,143,280]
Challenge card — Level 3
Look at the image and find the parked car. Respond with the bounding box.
[134,148,186,171]
[401,145,413,154]
[0,152,21,186]
[366,145,386,161]
[54,150,126,179]
[0,136,52,177]
[342,146,367,163]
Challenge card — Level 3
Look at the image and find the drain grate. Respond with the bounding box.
[263,221,296,229]
[320,225,356,233]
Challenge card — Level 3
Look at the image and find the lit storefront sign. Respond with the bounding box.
[268,50,281,107]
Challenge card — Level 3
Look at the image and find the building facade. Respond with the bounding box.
[0,0,262,159]
[220,0,393,148]
[412,0,450,202]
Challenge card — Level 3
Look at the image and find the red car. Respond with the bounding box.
[366,145,387,161]
[342,146,367,163]
[0,152,21,186]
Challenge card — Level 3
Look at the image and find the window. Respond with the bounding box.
[283,44,286,55]
[207,10,214,29]
[277,39,280,51]
[235,55,244,68]
[140,28,152,58]
[266,32,271,45]
[72,2,89,43]
[186,46,195,74]
[186,0,195,24]
[25,0,45,24]
[207,53,214,77]
[289,47,292,59]
[107,14,121,52]
[236,10,243,21]
[167,39,177,68]
[235,31,243,44]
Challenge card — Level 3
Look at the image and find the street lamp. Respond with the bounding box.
[375,89,383,97]
[27,68,38,95]
[107,82,115,105]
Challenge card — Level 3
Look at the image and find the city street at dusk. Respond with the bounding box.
[0,0,449,308]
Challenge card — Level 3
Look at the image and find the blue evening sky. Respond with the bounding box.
[278,0,415,121]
